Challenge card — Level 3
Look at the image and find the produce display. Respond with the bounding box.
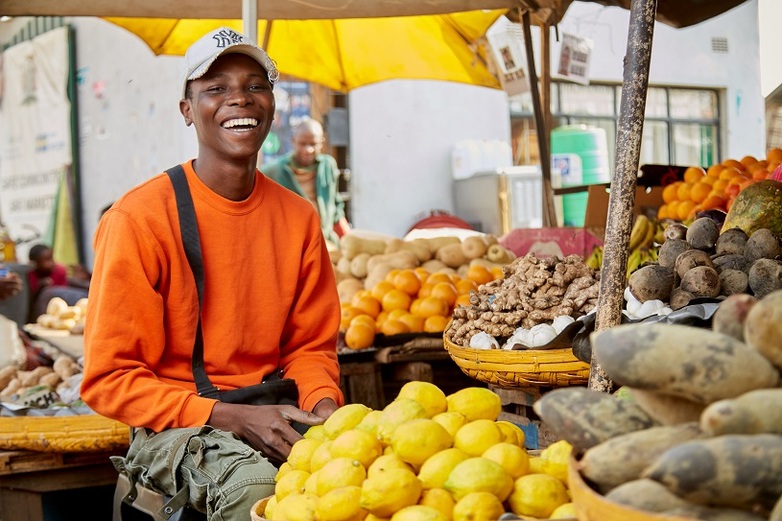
[33,296,88,334]
[254,381,577,521]
[533,288,782,520]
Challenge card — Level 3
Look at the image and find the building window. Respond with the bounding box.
[509,82,721,170]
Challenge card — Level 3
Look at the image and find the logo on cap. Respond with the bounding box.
[212,29,244,48]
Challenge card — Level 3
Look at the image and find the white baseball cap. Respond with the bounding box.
[181,27,279,99]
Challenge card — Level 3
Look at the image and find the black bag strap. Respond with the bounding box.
[166,165,220,398]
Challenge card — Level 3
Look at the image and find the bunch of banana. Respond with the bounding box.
[628,214,657,251]
[626,246,659,277]
[586,245,603,270]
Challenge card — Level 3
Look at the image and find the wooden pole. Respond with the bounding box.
[589,0,658,392]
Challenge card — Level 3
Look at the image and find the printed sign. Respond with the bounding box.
[487,26,530,97]
[557,33,593,85]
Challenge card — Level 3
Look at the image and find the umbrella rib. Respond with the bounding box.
[441,14,492,69]
[157,21,181,54]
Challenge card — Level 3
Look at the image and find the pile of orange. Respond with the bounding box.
[656,148,782,222]
[341,265,503,350]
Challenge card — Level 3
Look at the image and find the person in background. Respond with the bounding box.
[0,269,22,301]
[80,27,342,520]
[27,243,89,321]
[262,117,350,247]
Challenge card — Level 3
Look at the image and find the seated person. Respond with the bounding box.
[27,243,89,321]
[0,269,22,301]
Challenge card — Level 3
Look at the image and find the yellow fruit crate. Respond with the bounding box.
[443,333,589,388]
[0,414,130,452]
[568,457,698,521]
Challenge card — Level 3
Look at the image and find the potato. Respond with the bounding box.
[336,278,364,304]
[718,269,748,296]
[336,255,352,277]
[679,266,721,298]
[421,259,448,273]
[46,297,68,316]
[366,250,418,274]
[743,289,782,368]
[532,387,657,453]
[591,323,780,404]
[713,253,753,274]
[349,252,371,279]
[674,249,714,279]
[715,227,749,256]
[628,388,705,426]
[435,243,469,268]
[460,236,487,260]
[669,288,694,310]
[657,238,692,268]
[604,479,691,513]
[748,258,782,299]
[711,293,757,342]
[580,422,706,493]
[701,388,782,436]
[745,228,782,263]
[686,217,720,251]
[340,234,387,260]
[643,434,782,510]
[627,264,675,302]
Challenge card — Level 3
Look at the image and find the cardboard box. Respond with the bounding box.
[499,226,603,259]
[583,183,665,240]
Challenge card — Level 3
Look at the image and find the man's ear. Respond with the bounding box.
[179,99,193,126]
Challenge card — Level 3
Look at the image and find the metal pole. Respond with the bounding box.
[243,0,258,44]
[589,0,657,392]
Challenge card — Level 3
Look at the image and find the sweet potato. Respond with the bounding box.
[628,388,706,426]
[701,388,782,436]
[643,434,782,510]
[591,323,780,404]
[532,387,657,454]
[435,243,469,268]
[603,479,691,512]
[580,422,706,493]
[365,250,418,274]
[340,234,387,260]
[743,289,782,368]
[460,236,487,260]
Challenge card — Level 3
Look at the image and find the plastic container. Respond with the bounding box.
[551,125,610,226]
[451,139,483,179]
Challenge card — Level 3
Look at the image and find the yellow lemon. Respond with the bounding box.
[368,453,415,478]
[452,419,503,457]
[304,424,329,441]
[528,456,546,475]
[331,429,384,469]
[495,420,526,448]
[508,474,569,519]
[452,491,505,521]
[445,388,502,422]
[272,492,319,521]
[431,412,468,439]
[275,461,293,482]
[303,471,320,495]
[310,440,334,473]
[396,381,448,418]
[444,457,513,502]
[389,505,447,521]
[481,442,530,479]
[264,495,278,519]
[391,419,453,467]
[315,485,367,521]
[275,469,310,501]
[540,440,573,484]
[360,468,423,518]
[355,410,384,436]
[288,438,324,472]
[417,448,470,490]
[317,458,367,496]
[417,488,455,520]
[549,502,577,519]
[324,403,373,439]
[365,515,388,521]
[376,398,428,445]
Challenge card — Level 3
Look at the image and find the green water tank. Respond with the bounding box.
[551,125,610,226]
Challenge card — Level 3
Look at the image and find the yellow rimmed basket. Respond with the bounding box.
[0,414,131,452]
[443,331,590,388]
[568,456,698,521]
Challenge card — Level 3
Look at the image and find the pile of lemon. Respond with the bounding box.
[259,382,575,521]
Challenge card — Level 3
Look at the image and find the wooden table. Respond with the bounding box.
[0,449,123,520]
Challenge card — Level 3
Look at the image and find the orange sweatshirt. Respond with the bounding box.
[80,161,343,431]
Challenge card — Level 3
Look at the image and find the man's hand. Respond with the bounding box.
[208,402,324,462]
[312,398,339,419]
[0,272,22,300]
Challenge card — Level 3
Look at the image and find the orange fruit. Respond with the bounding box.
[752,169,770,180]
[767,148,782,164]
[712,179,729,193]
[425,272,453,286]
[353,295,382,319]
[455,278,479,295]
[393,269,422,297]
[423,315,450,333]
[662,182,682,204]
[430,282,458,308]
[656,204,669,220]
[418,283,434,299]
[384,269,402,284]
[381,289,413,312]
[465,265,493,286]
[375,311,389,330]
[414,296,450,318]
[676,182,692,202]
[371,280,396,302]
[666,201,680,219]
[414,267,431,281]
[490,267,504,280]
[719,167,742,181]
[351,313,378,332]
[350,290,373,307]
[381,319,410,336]
[409,298,423,316]
[345,322,375,350]
[455,293,472,308]
[398,313,425,334]
[340,305,364,331]
[387,308,409,322]
[739,155,758,168]
[706,164,724,178]
[683,166,706,184]
[700,175,716,186]
[701,193,727,211]
[689,182,712,204]
[721,158,745,171]
[677,200,697,221]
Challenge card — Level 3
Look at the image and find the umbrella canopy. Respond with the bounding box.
[105,12,508,92]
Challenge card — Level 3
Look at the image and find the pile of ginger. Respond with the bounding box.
[446,252,600,347]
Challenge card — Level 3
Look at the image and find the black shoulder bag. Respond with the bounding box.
[166,165,306,433]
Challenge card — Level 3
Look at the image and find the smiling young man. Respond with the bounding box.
[80,28,343,520]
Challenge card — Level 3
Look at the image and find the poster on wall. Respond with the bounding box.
[0,27,73,263]
[556,33,594,85]
[487,26,530,97]
[261,81,312,165]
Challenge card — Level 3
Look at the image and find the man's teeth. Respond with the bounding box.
[222,118,258,129]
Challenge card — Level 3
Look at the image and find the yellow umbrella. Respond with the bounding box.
[105,12,508,92]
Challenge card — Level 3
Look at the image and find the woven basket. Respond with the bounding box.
[0,414,131,453]
[443,334,589,387]
[568,456,698,521]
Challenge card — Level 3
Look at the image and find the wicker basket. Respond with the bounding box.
[443,334,589,387]
[0,414,131,452]
[568,456,698,521]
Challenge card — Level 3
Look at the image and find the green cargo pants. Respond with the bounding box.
[112,426,277,520]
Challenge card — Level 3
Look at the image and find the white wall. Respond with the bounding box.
[348,81,511,236]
